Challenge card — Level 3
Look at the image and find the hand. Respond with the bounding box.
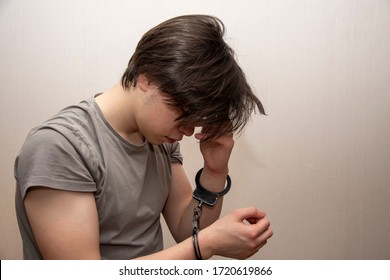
[199,207,273,259]
[195,125,234,175]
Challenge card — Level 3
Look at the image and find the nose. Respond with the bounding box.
[179,126,195,137]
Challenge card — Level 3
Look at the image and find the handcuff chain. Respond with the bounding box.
[192,201,203,234]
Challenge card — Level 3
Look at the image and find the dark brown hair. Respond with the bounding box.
[122,14,265,139]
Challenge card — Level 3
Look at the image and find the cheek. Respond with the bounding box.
[162,110,181,126]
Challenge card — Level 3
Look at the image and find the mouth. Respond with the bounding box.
[165,137,178,144]
[165,136,182,144]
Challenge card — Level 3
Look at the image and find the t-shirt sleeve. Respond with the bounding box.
[169,142,183,165]
[15,128,97,199]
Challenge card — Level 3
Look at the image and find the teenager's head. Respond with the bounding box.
[121,14,265,140]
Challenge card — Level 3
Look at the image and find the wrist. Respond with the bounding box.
[197,229,214,260]
[202,165,229,177]
[194,168,231,206]
[200,166,229,192]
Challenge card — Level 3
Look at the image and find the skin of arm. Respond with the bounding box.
[24,187,101,260]
[24,186,200,260]
[25,186,272,260]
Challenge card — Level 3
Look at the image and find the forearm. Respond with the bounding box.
[193,197,224,229]
[175,167,229,241]
[168,128,233,241]
[196,166,229,228]
[199,165,229,193]
[134,232,212,260]
[165,164,228,242]
[170,196,222,243]
[135,237,196,260]
[139,206,273,261]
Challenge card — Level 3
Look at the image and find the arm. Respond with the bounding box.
[162,163,225,242]
[160,128,272,259]
[24,187,101,259]
[25,187,272,260]
[140,207,273,260]
[24,186,198,260]
[163,130,234,242]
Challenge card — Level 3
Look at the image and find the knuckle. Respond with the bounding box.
[248,241,259,251]
[232,208,241,216]
[246,230,258,240]
[263,218,271,228]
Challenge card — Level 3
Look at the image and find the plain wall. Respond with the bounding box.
[1,0,389,259]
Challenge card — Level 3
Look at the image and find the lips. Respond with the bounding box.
[166,137,177,143]
[165,136,182,143]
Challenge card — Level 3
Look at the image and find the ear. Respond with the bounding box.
[137,74,152,92]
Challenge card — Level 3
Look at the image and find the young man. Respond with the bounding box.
[14,15,272,260]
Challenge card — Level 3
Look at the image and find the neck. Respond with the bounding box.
[95,82,145,144]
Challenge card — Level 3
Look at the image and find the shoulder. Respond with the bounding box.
[24,97,100,158]
[15,102,100,196]
[158,142,183,164]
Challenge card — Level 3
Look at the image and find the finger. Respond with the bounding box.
[194,132,208,141]
[246,218,259,224]
[256,224,273,243]
[234,207,266,221]
[243,224,272,258]
[246,218,271,242]
[255,240,268,252]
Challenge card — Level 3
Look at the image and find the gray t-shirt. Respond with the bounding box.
[14,96,183,259]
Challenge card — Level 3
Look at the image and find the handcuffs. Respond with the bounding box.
[191,168,231,259]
